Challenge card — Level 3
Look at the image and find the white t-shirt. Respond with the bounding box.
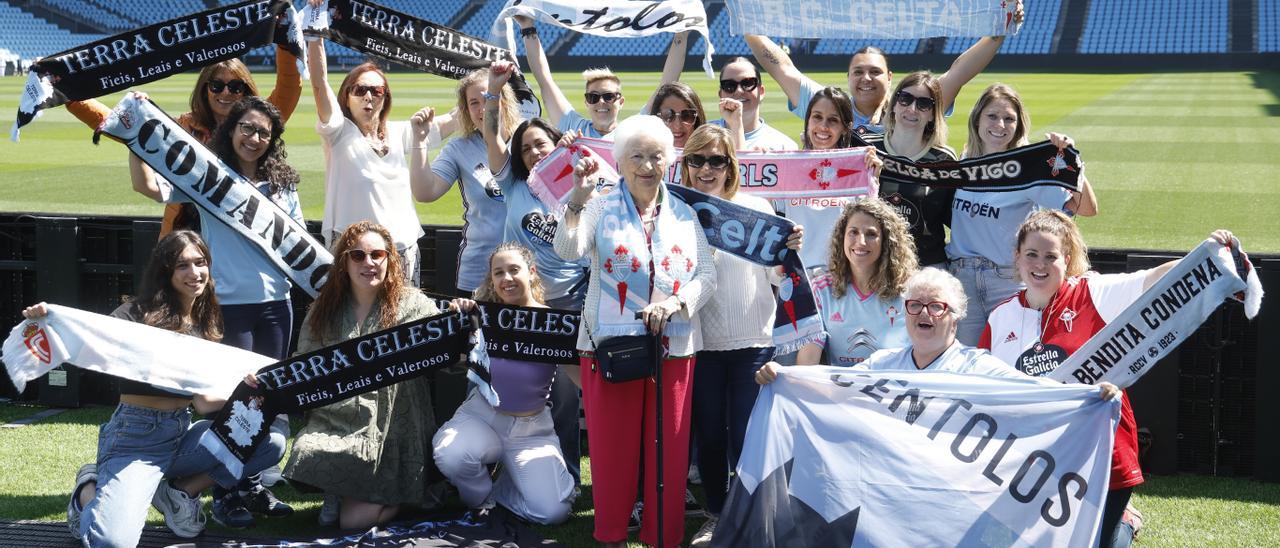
[946,186,1071,265]
[431,132,508,291]
[709,118,798,151]
[317,118,425,250]
[857,341,1038,381]
[811,272,910,365]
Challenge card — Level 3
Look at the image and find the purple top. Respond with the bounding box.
[489,357,558,415]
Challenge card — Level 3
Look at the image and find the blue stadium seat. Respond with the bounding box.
[943,0,1060,54]
[1259,0,1280,52]
[1079,0,1227,54]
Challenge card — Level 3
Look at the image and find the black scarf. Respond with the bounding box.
[855,135,1083,192]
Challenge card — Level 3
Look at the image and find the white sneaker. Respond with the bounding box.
[259,464,284,487]
[317,494,340,527]
[66,463,96,538]
[151,481,206,538]
[690,516,719,547]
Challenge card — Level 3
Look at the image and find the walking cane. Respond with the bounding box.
[651,322,666,548]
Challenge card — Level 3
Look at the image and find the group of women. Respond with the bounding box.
[28,7,1241,547]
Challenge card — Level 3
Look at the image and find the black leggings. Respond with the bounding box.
[1099,487,1133,548]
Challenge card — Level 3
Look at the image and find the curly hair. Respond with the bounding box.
[135,230,223,341]
[212,97,299,195]
[827,197,918,299]
[306,222,407,346]
[883,71,948,151]
[1015,210,1091,280]
[963,83,1031,158]
[510,118,563,181]
[337,62,392,141]
[457,68,519,139]
[473,242,546,305]
[189,59,259,134]
[801,86,854,150]
[679,124,740,199]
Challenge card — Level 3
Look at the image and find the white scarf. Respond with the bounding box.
[593,180,700,338]
[2,304,270,398]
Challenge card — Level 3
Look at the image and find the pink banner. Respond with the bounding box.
[527,138,877,211]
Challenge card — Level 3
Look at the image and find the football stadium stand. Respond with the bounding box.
[1079,0,1229,53]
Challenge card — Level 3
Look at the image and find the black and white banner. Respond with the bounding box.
[713,366,1117,547]
[492,0,716,77]
[427,296,581,365]
[302,0,540,119]
[668,185,824,354]
[723,0,1020,39]
[97,94,332,297]
[857,136,1084,193]
[12,0,305,140]
[200,309,480,477]
[1049,238,1264,388]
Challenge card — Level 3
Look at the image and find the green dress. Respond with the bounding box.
[283,290,441,506]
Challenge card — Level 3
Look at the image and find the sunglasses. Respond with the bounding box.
[658,108,698,125]
[236,122,272,141]
[584,91,621,105]
[351,84,387,98]
[207,79,247,95]
[894,91,936,112]
[347,249,390,263]
[719,77,760,94]
[684,153,729,170]
[905,299,950,318]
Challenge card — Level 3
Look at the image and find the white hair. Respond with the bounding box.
[611,114,675,165]
[904,267,968,321]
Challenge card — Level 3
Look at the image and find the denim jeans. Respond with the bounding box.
[692,346,774,515]
[79,403,286,547]
[432,390,576,524]
[948,257,1023,346]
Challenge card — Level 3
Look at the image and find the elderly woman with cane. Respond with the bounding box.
[554,115,716,547]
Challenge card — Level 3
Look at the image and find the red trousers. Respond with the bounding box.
[580,355,695,546]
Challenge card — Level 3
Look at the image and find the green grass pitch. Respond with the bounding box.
[1,70,1277,253]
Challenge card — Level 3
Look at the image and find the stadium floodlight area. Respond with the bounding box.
[1079,0,1228,54]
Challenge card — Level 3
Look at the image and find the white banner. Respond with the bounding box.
[724,0,1019,39]
[713,366,1118,547]
[1049,238,1264,389]
[491,0,715,77]
[2,304,271,398]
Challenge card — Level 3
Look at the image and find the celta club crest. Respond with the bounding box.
[807,159,861,191]
[885,304,901,326]
[661,244,694,294]
[22,322,51,364]
[1059,307,1078,332]
[1047,150,1077,177]
[779,270,802,332]
[1002,0,1013,29]
[604,244,639,314]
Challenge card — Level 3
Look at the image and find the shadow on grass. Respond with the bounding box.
[0,493,75,521]
[1139,474,1280,505]
[1251,70,1280,117]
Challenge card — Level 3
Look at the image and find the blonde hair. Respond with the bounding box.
[827,197,918,299]
[679,125,740,199]
[963,83,1031,158]
[582,67,621,89]
[1015,210,1091,280]
[473,242,546,305]
[884,71,948,151]
[457,68,519,139]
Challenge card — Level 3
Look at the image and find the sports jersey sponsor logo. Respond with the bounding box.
[475,164,504,202]
[1017,342,1066,377]
[884,192,921,229]
[839,329,878,364]
[521,212,557,246]
[952,196,1001,219]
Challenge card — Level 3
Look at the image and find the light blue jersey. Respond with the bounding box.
[432,132,508,291]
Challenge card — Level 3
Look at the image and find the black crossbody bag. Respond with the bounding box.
[589,328,656,383]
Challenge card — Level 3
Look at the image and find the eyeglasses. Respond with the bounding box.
[894,91,936,112]
[207,79,247,95]
[905,299,950,318]
[351,84,387,98]
[657,108,698,125]
[684,153,729,170]
[236,122,272,141]
[584,91,621,104]
[719,77,760,93]
[347,249,389,263]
